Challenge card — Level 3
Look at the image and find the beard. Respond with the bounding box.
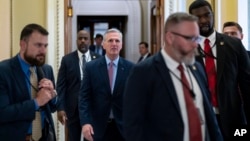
[199,25,214,37]
[177,48,195,66]
[182,54,195,66]
[24,51,45,66]
[78,44,88,54]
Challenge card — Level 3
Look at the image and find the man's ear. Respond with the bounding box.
[241,33,244,40]
[20,40,26,50]
[165,32,173,45]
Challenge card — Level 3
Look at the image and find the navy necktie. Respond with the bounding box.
[138,56,143,62]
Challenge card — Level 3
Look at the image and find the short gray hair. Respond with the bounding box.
[103,28,123,41]
[164,12,198,33]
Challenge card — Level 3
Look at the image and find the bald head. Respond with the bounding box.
[77,30,91,53]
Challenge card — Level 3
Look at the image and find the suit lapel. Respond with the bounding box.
[188,64,207,96]
[195,44,205,69]
[89,51,99,60]
[154,53,181,116]
[215,33,226,85]
[99,58,111,93]
[113,58,125,95]
[72,51,81,78]
[10,55,30,99]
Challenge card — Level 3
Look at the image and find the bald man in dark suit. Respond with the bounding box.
[56,30,100,141]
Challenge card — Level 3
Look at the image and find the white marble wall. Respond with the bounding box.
[46,0,65,140]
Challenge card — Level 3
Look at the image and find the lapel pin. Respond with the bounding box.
[220,42,224,46]
[192,65,196,70]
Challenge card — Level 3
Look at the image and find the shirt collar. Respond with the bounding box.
[200,30,216,48]
[77,49,91,61]
[143,52,150,58]
[105,55,119,67]
[17,54,32,76]
[161,49,187,72]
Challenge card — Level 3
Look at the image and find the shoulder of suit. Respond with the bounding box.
[89,51,101,59]
[0,57,13,72]
[217,32,242,44]
[87,56,103,65]
[41,64,53,70]
[117,57,134,67]
[62,50,77,59]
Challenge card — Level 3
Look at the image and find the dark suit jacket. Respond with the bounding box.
[0,55,56,141]
[196,32,250,139]
[123,52,223,141]
[56,50,100,119]
[79,56,134,139]
[137,53,151,63]
[89,45,106,56]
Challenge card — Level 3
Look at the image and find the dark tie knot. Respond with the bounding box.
[82,54,86,63]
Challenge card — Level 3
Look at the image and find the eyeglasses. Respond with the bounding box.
[171,31,201,43]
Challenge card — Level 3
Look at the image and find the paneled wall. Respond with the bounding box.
[0,1,11,61]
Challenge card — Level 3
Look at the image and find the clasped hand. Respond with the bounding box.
[35,78,57,106]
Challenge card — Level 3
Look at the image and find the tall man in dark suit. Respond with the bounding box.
[123,12,222,141]
[79,28,134,141]
[189,1,250,140]
[56,30,100,141]
[89,33,106,56]
[0,23,57,141]
[137,41,151,63]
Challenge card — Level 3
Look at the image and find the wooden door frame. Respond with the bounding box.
[150,0,164,55]
[64,0,73,55]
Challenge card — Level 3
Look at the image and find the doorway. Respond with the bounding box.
[77,16,127,57]
[69,0,141,62]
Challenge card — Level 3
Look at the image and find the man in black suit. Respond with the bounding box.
[189,1,250,140]
[56,30,100,141]
[222,21,250,57]
[79,28,134,141]
[0,23,57,141]
[123,12,222,141]
[89,33,106,56]
[137,41,151,63]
